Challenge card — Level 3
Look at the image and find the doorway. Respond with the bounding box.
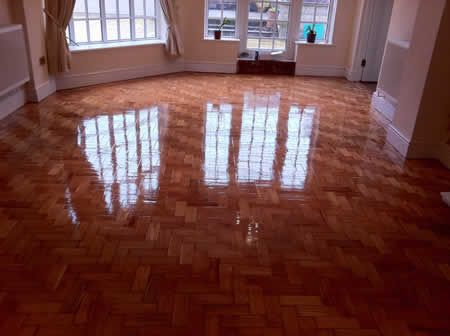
[359,0,394,83]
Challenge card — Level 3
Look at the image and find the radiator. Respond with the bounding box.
[377,39,410,100]
[0,24,30,97]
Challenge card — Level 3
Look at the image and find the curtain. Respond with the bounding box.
[45,0,76,74]
[159,0,184,56]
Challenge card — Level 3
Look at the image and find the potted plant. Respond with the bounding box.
[306,25,317,43]
[214,17,230,40]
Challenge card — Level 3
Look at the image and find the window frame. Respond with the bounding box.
[204,0,239,39]
[68,0,161,46]
[245,0,293,52]
[298,0,337,43]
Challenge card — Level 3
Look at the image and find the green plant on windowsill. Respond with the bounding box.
[306,25,317,43]
[214,17,231,40]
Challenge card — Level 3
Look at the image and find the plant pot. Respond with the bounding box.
[307,32,316,43]
[214,30,221,40]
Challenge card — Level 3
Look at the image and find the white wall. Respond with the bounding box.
[296,0,360,77]
[385,0,448,165]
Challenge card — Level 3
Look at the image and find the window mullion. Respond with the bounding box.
[130,0,136,40]
[154,0,158,39]
[84,0,91,42]
[100,0,107,43]
[116,0,121,41]
[68,19,75,45]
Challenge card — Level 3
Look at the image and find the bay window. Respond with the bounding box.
[203,0,338,59]
[68,0,160,46]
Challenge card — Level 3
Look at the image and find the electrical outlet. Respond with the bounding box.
[39,56,46,65]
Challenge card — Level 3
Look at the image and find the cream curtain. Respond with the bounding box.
[160,0,184,56]
[45,0,76,74]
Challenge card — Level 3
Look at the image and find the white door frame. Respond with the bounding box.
[347,0,394,82]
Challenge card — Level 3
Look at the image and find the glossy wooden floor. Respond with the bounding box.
[1,73,450,336]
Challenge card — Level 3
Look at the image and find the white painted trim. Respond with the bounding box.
[184,62,237,74]
[295,64,346,77]
[386,124,410,157]
[70,40,166,53]
[56,61,184,90]
[0,85,26,120]
[371,89,397,121]
[345,68,360,81]
[386,125,450,169]
[28,79,57,103]
[0,77,30,98]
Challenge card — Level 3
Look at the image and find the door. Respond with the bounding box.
[360,0,394,82]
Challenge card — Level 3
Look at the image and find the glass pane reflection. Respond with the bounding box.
[77,107,160,213]
[238,92,280,182]
[281,106,315,189]
[204,103,232,185]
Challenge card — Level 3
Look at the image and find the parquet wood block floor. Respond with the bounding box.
[0,73,449,336]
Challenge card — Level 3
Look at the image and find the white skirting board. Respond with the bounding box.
[371,89,397,121]
[0,85,26,120]
[28,79,57,103]
[386,125,450,169]
[386,124,410,157]
[56,61,185,90]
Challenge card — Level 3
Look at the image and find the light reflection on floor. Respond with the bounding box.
[77,107,161,213]
[77,94,317,213]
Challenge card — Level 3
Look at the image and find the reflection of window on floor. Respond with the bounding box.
[281,106,315,189]
[204,103,232,185]
[77,107,160,212]
[238,93,280,182]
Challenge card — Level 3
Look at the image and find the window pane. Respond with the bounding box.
[274,39,285,50]
[135,18,145,38]
[259,39,273,50]
[74,20,88,42]
[145,0,155,16]
[247,19,261,37]
[146,18,156,38]
[278,4,290,21]
[277,21,288,39]
[106,19,119,40]
[301,5,315,21]
[222,0,237,19]
[206,0,236,38]
[247,1,290,51]
[105,0,117,18]
[73,0,86,19]
[89,19,102,41]
[120,19,131,39]
[222,19,236,38]
[135,0,145,16]
[247,38,259,49]
[315,5,330,23]
[87,0,100,18]
[118,0,130,17]
[207,18,220,36]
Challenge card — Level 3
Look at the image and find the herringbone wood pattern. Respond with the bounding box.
[0,73,449,336]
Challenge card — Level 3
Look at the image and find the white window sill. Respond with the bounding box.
[295,41,335,47]
[203,37,240,42]
[70,39,166,53]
